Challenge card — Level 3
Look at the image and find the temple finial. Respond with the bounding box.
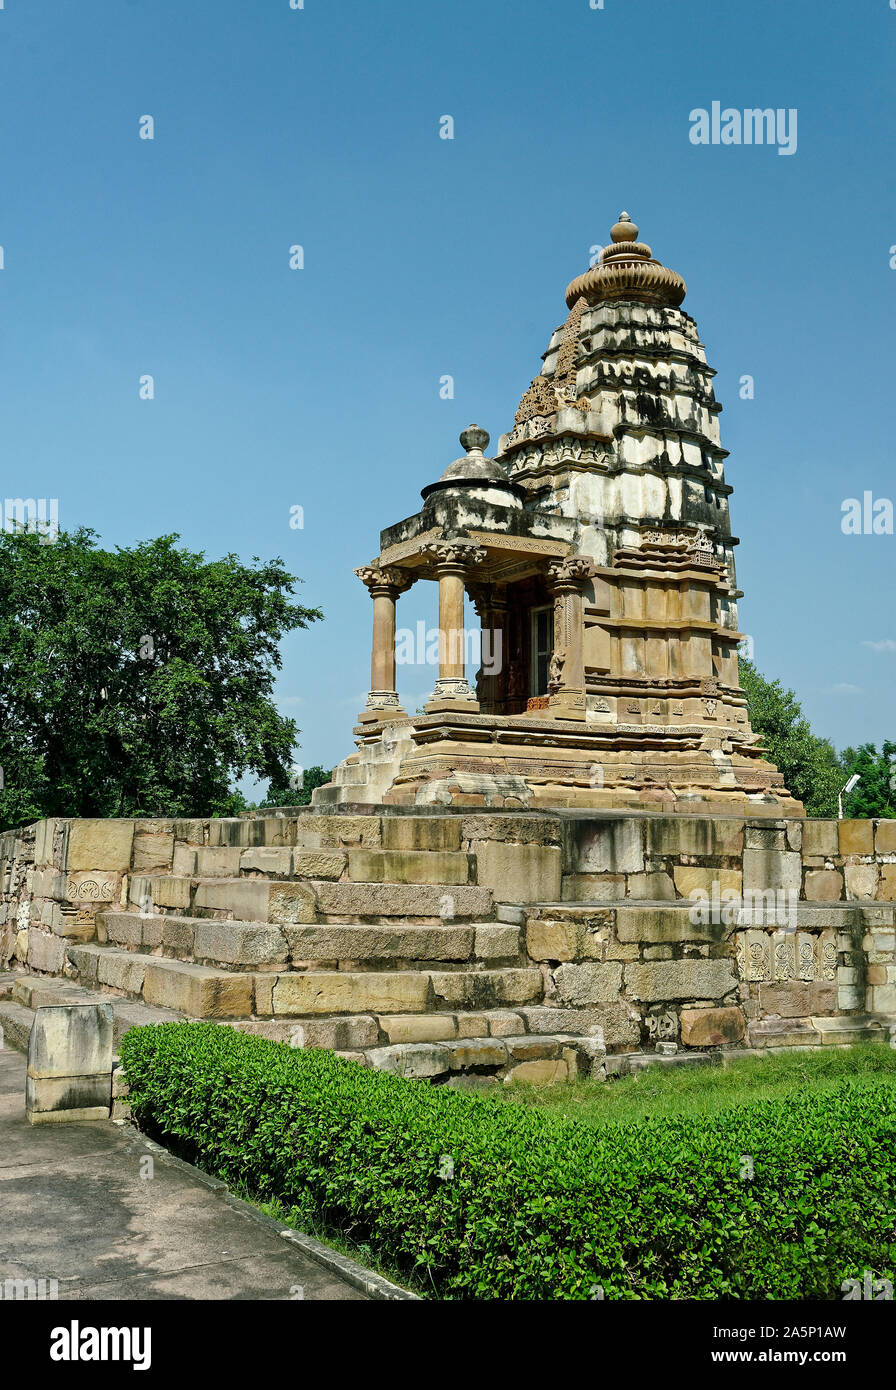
[459,424,489,455]
[610,211,639,242]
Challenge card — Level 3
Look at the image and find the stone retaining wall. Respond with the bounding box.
[2,810,895,1061]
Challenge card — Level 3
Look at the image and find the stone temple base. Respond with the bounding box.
[315,712,804,816]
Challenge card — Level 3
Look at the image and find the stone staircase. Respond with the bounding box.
[1,812,616,1087]
[4,807,896,1087]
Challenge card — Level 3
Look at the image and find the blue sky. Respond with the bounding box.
[1,0,894,789]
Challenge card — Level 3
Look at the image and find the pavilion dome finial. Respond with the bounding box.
[564,210,686,310]
[459,423,490,456]
[420,423,523,506]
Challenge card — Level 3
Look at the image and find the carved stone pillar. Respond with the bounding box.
[469,583,508,714]
[546,556,594,721]
[354,565,414,721]
[422,541,487,712]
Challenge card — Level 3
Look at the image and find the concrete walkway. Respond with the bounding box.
[0,1047,368,1300]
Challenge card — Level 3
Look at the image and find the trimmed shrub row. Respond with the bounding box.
[119,1022,896,1300]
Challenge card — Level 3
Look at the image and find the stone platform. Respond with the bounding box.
[2,808,894,1087]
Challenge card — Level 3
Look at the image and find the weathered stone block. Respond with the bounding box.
[844,864,878,901]
[870,983,896,1012]
[378,1013,457,1043]
[272,970,432,1016]
[382,817,462,852]
[462,815,560,846]
[758,981,837,1018]
[626,871,676,901]
[875,821,896,855]
[267,882,318,924]
[28,1001,114,1078]
[876,866,896,902]
[679,1005,745,1046]
[455,1012,491,1037]
[296,815,382,849]
[291,850,347,879]
[312,881,491,920]
[429,968,543,1008]
[472,841,562,903]
[194,921,288,967]
[553,962,623,1005]
[672,867,742,900]
[194,847,243,878]
[142,960,254,1018]
[644,816,743,858]
[801,819,839,858]
[27,929,66,974]
[66,821,135,873]
[615,906,721,945]
[567,818,643,874]
[131,831,175,873]
[130,874,191,911]
[26,1073,112,1121]
[561,873,626,902]
[503,1058,571,1086]
[348,848,472,885]
[96,950,147,995]
[285,1016,379,1049]
[283,923,472,962]
[239,847,294,878]
[474,924,521,958]
[65,872,118,905]
[207,819,250,848]
[744,822,786,851]
[742,849,802,895]
[839,820,874,856]
[366,1044,450,1078]
[446,1040,507,1069]
[487,1010,525,1036]
[804,869,843,901]
[624,958,737,1003]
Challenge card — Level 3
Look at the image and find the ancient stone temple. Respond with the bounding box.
[318,214,800,814]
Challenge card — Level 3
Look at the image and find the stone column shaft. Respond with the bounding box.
[546,557,594,722]
[421,541,487,712]
[354,565,412,721]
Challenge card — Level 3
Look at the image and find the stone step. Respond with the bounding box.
[128,875,495,924]
[310,880,494,923]
[345,849,473,885]
[96,911,521,968]
[0,1000,41,1051]
[363,1033,606,1086]
[747,1014,891,1049]
[65,944,259,1019]
[267,967,544,1018]
[65,941,543,1020]
[0,979,182,1053]
[97,912,290,966]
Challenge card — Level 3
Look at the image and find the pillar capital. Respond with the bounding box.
[354,564,415,598]
[421,540,488,576]
[547,555,594,590]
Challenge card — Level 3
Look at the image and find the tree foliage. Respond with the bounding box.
[0,528,321,828]
[839,742,896,820]
[261,764,332,808]
[738,658,845,817]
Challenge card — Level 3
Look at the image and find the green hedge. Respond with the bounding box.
[119,1022,896,1300]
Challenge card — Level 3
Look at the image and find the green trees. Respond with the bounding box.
[260,765,332,808]
[838,742,896,819]
[738,658,893,819]
[0,528,321,828]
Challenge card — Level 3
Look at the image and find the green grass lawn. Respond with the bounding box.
[497,1044,896,1127]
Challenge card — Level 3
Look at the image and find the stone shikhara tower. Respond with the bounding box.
[320,214,801,813]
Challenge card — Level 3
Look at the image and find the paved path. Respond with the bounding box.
[0,1047,368,1301]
